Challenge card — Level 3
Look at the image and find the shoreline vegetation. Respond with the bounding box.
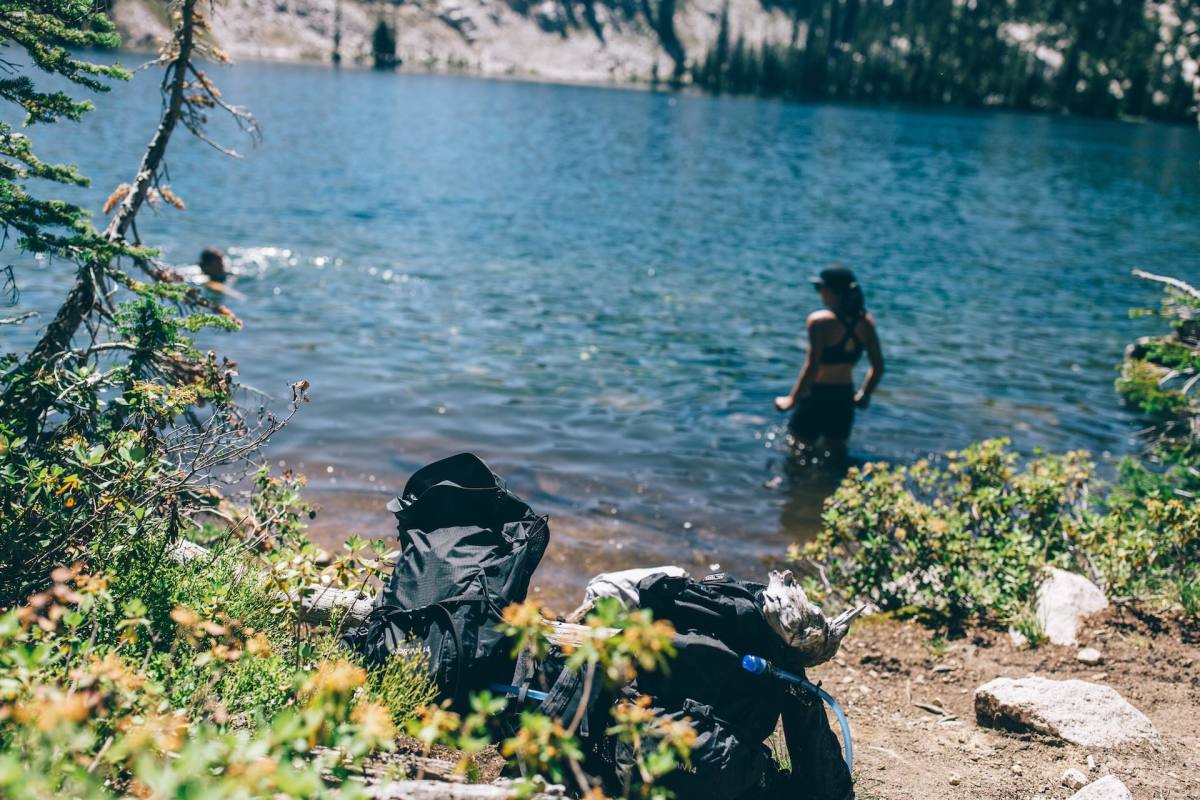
[1,2,1198,799]
[106,0,1200,124]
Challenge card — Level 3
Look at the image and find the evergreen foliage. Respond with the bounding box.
[0,0,264,603]
[691,0,1200,122]
[0,1,127,257]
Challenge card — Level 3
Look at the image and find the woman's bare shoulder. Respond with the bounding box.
[807,309,835,326]
[859,313,881,341]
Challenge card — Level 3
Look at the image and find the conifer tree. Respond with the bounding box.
[0,0,277,604]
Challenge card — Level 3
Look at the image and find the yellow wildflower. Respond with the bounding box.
[305,659,367,696]
[351,701,396,742]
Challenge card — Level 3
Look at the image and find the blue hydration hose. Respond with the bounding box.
[741,654,853,772]
[489,683,548,702]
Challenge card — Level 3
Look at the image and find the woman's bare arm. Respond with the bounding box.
[855,316,884,408]
[776,315,822,412]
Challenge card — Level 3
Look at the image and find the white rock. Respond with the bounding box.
[974,676,1157,748]
[1036,568,1108,646]
[1062,768,1089,789]
[1076,647,1103,666]
[1067,775,1133,800]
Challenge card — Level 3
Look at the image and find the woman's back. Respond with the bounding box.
[810,310,875,385]
[776,265,885,446]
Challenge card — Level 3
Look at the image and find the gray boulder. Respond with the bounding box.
[1067,775,1133,800]
[975,676,1156,748]
[1036,568,1108,646]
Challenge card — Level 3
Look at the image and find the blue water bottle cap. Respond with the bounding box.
[741,654,768,675]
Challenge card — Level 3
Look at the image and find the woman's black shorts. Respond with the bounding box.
[788,384,855,443]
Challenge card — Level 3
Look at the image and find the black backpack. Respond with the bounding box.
[507,572,853,800]
[631,572,854,800]
[353,454,549,706]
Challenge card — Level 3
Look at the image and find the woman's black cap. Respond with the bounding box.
[810,266,858,291]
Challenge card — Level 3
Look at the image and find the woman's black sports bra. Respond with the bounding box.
[821,312,865,365]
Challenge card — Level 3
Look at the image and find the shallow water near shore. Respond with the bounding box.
[8,57,1200,608]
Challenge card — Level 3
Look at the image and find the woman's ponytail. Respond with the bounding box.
[840,283,866,319]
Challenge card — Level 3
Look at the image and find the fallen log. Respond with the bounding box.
[169,539,614,646]
[364,779,564,799]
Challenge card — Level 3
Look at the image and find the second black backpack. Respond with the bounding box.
[353,453,549,706]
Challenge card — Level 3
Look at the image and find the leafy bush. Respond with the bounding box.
[803,438,1200,627]
[1117,272,1200,497]
[800,439,1093,627]
[798,275,1200,628]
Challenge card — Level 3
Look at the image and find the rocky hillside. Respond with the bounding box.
[111,0,782,84]
[111,0,1199,120]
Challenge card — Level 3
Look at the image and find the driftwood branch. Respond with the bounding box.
[0,310,36,325]
[1133,268,1200,302]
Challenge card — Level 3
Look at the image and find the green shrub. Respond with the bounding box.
[803,439,1092,627]
[1008,603,1047,648]
[365,649,440,726]
[802,438,1200,628]
[1117,275,1199,496]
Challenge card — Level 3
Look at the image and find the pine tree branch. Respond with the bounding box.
[5,0,201,428]
[0,310,36,325]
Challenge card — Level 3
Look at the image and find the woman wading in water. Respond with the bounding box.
[775,266,884,450]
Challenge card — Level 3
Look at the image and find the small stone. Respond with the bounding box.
[1090,672,1108,681]
[949,775,961,786]
[932,663,955,673]
[1067,775,1133,800]
[1076,647,1103,666]
[1086,755,1095,771]
[1062,768,1089,789]
[1012,763,1024,775]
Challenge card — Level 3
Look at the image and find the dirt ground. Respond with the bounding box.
[817,607,1200,800]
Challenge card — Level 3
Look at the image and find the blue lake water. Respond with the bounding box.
[7,58,1200,605]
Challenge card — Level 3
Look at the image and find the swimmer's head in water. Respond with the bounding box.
[199,248,227,282]
[810,265,865,317]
